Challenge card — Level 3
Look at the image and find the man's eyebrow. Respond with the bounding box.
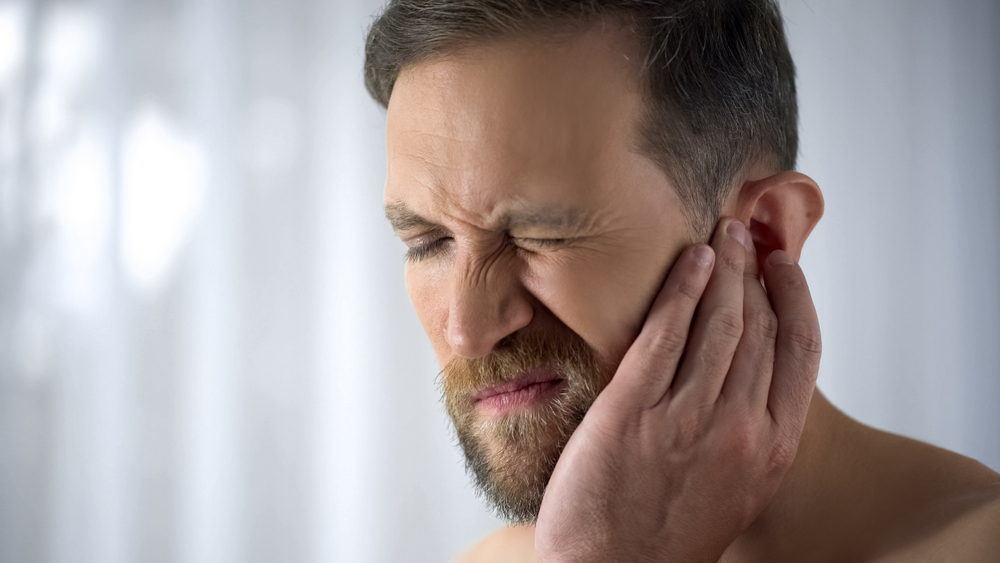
[385,202,587,234]
[384,202,438,232]
[503,207,586,231]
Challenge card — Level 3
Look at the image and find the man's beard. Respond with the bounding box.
[440,326,612,524]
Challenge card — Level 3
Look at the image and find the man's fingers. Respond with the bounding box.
[762,249,822,427]
[607,244,714,410]
[719,227,777,406]
[670,219,747,408]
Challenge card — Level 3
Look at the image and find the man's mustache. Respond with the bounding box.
[440,328,603,410]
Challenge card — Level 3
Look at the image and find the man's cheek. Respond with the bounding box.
[523,262,654,365]
[405,268,451,365]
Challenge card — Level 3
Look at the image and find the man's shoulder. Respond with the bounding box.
[861,428,1000,562]
[872,485,1000,562]
[452,525,535,563]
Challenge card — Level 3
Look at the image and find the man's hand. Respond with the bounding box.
[534,219,822,562]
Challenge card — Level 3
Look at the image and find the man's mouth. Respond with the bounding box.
[472,368,565,415]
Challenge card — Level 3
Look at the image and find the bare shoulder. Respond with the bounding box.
[452,525,535,563]
[863,429,1000,562]
[873,486,1000,562]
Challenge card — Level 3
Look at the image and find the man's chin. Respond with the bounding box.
[455,411,579,524]
[438,326,608,522]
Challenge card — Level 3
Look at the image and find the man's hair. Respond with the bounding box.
[364,0,798,232]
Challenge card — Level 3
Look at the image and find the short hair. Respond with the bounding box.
[364,0,798,233]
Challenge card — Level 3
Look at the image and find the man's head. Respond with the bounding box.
[367,0,799,233]
[367,0,822,523]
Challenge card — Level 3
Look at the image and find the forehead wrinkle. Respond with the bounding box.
[386,185,510,237]
[389,129,510,233]
[386,28,649,239]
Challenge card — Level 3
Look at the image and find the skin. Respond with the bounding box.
[385,29,688,368]
[383,25,1000,563]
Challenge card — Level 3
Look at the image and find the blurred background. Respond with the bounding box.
[0,0,997,561]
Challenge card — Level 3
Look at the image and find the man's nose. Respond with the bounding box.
[445,254,533,359]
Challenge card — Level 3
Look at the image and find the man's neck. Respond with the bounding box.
[723,390,862,560]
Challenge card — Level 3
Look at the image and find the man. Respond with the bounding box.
[364,0,1000,560]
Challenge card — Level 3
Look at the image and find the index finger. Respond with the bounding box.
[604,244,715,411]
[762,249,822,428]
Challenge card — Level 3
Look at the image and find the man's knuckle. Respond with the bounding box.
[767,436,799,475]
[708,305,744,340]
[748,309,779,342]
[647,326,688,359]
[721,248,744,274]
[675,277,703,301]
[784,321,823,358]
[671,412,706,449]
[726,424,759,461]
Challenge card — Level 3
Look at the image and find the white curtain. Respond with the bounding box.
[0,1,996,562]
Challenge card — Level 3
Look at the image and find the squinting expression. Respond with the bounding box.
[384,27,699,521]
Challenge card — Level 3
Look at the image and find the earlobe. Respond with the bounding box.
[729,171,824,265]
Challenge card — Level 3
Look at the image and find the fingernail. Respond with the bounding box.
[767,249,793,265]
[693,245,714,268]
[727,220,748,248]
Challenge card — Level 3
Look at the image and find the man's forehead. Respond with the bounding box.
[386,29,644,139]
[384,27,648,227]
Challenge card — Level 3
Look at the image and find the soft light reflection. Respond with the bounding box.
[52,130,112,310]
[0,3,26,86]
[41,5,101,91]
[34,5,101,146]
[120,104,207,292]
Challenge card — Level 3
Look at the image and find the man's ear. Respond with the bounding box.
[727,171,824,265]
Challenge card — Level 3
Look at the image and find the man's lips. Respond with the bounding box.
[472,368,565,414]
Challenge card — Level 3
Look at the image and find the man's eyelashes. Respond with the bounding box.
[404,236,572,263]
[405,237,451,262]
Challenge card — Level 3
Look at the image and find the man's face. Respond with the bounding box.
[384,28,698,521]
